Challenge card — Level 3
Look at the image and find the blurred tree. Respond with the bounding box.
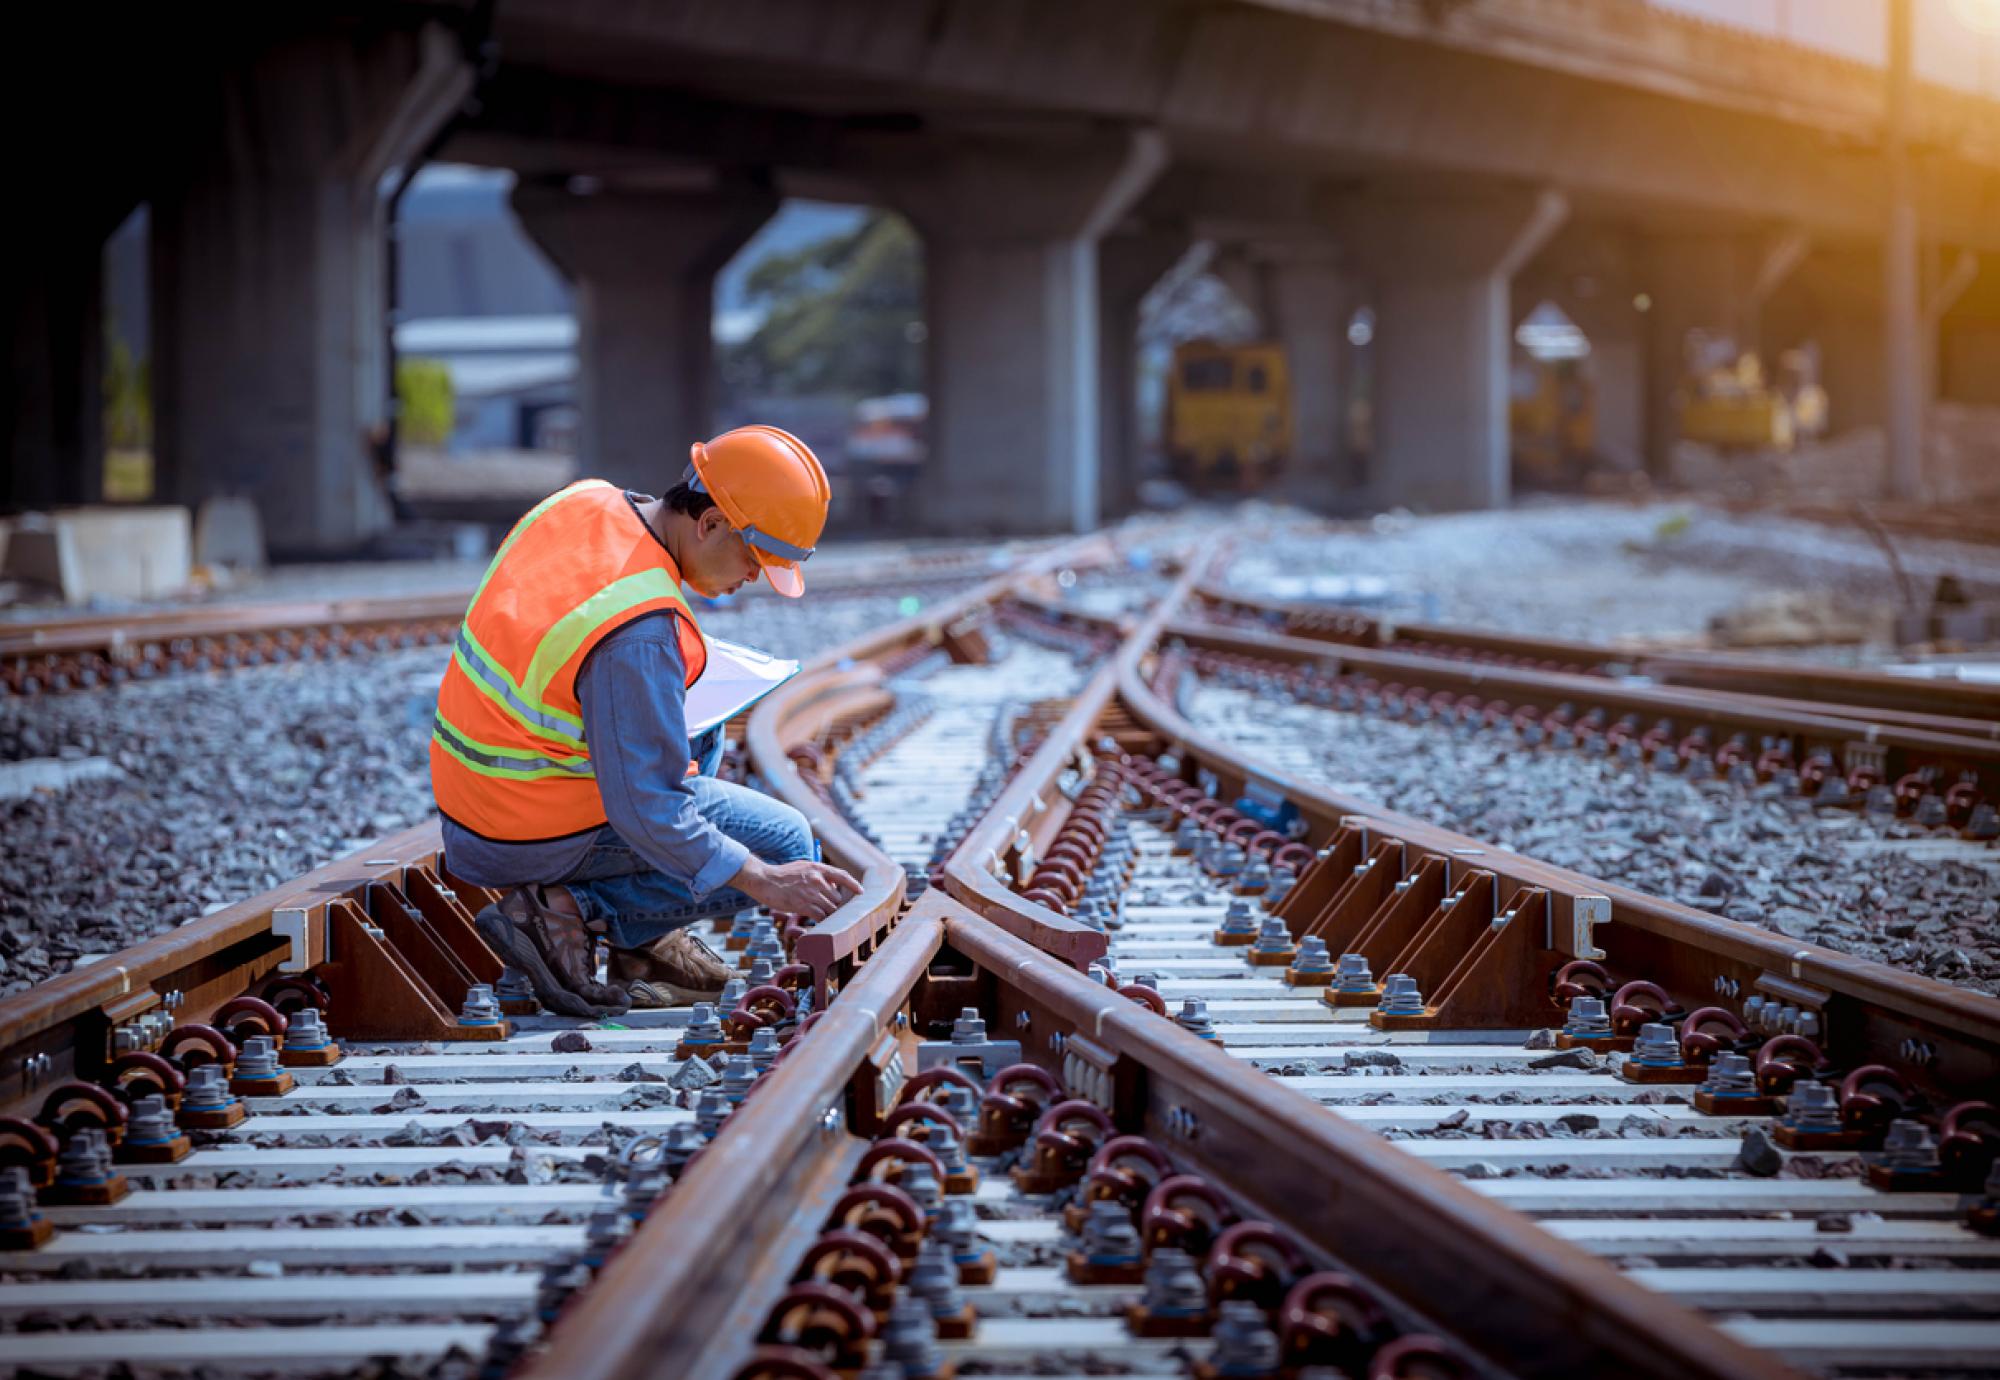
[103,317,151,450]
[722,211,924,399]
[397,358,455,447]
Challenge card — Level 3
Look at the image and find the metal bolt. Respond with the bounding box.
[1783,1080,1842,1132]
[126,1094,177,1146]
[1333,952,1374,993]
[1080,1198,1143,1264]
[1175,998,1217,1040]
[1700,1052,1757,1097]
[1562,995,1611,1036]
[458,985,501,1026]
[951,1008,988,1044]
[286,1008,330,1049]
[1291,936,1334,975]
[1208,1299,1283,1372]
[1630,1023,1679,1065]
[1878,1119,1941,1171]
[1141,1247,1209,1317]
[1378,973,1426,1015]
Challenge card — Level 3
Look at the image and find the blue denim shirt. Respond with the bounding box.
[439,612,749,898]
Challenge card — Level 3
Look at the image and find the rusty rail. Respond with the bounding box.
[1195,581,2000,725]
[1126,595,2000,1096]
[523,901,948,1380]
[1168,617,2000,785]
[938,907,1791,1380]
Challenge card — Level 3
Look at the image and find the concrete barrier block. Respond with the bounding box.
[1,506,193,604]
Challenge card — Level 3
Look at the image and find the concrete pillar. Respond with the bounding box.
[1637,235,1752,474]
[1097,230,1188,516]
[150,25,470,553]
[512,178,776,495]
[883,130,1167,534]
[1561,290,1647,475]
[3,233,105,510]
[1346,189,1567,510]
[1261,252,1353,494]
[1884,0,1923,499]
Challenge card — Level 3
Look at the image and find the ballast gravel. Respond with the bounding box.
[1183,681,2000,995]
[0,588,944,997]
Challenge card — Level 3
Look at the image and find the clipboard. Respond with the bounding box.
[685,634,799,735]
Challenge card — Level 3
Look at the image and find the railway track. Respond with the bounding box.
[1,531,1996,1379]
[0,544,1021,697]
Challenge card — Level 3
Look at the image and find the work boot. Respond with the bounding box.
[474,886,630,1019]
[610,927,738,1009]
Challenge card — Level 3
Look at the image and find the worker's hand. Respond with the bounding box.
[732,856,864,921]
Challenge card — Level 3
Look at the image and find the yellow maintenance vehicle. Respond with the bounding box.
[1678,343,1827,452]
[1164,340,1293,490]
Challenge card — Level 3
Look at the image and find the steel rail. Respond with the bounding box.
[0,823,451,1116]
[1194,581,2000,723]
[1635,649,2000,724]
[0,537,1107,1109]
[1167,617,2000,783]
[522,903,947,1380]
[1124,602,2000,1091]
[937,908,1794,1380]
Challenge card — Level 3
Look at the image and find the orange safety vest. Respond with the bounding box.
[430,480,708,842]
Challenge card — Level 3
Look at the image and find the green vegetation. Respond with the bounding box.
[397,357,455,447]
[103,319,150,450]
[723,211,923,399]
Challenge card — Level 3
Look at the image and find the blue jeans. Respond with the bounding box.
[559,775,813,950]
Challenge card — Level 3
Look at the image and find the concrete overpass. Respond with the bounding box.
[8,0,1999,548]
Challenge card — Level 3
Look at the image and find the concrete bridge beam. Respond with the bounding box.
[511,178,777,495]
[1346,188,1568,511]
[881,129,1167,534]
[149,24,471,554]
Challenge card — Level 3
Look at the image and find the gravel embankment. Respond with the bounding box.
[1223,501,2000,649]
[0,589,949,998]
[1184,682,2000,995]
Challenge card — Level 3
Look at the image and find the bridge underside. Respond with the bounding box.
[7,0,1998,546]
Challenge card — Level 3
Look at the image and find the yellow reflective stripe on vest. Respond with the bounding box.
[452,624,588,749]
[520,568,694,710]
[432,714,595,781]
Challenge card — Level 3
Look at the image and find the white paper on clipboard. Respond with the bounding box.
[685,634,799,735]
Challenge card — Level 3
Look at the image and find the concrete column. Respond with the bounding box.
[1261,252,1353,494]
[512,179,776,494]
[1097,230,1188,516]
[150,25,469,553]
[4,233,105,510]
[1637,235,1753,474]
[1884,0,1923,499]
[883,130,1167,534]
[1346,189,1567,510]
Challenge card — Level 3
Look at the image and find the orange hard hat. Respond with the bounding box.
[686,425,830,598]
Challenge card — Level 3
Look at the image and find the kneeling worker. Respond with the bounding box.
[430,426,863,1017]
